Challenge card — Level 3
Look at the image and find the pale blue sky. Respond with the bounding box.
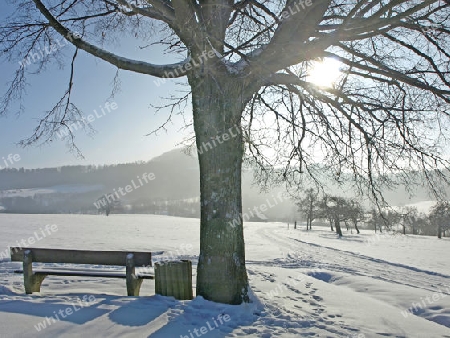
[0,3,192,169]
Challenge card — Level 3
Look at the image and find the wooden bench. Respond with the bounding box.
[10,247,154,296]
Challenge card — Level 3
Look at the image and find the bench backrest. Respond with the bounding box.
[10,247,152,266]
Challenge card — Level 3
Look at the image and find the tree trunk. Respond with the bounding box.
[308,202,313,231]
[335,219,343,237]
[330,219,334,232]
[438,224,442,239]
[189,73,251,304]
[354,222,360,234]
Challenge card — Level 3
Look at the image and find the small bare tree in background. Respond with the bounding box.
[317,195,348,237]
[296,188,319,230]
[429,201,450,238]
[345,200,364,234]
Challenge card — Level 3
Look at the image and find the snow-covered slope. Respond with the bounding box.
[0,185,103,198]
[0,214,449,337]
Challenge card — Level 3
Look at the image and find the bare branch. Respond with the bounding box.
[32,0,191,78]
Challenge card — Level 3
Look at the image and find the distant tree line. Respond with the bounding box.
[296,189,449,238]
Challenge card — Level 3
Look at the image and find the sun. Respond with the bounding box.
[306,58,342,88]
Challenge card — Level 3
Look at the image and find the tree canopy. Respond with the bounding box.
[2,1,450,199]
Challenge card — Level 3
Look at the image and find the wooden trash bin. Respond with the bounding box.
[155,260,193,300]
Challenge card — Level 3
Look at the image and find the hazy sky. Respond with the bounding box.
[0,3,192,169]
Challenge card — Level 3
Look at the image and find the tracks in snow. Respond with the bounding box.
[253,227,450,296]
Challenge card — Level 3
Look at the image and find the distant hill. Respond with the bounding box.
[0,148,442,218]
[0,149,297,220]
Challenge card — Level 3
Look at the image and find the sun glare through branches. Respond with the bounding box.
[306,58,342,88]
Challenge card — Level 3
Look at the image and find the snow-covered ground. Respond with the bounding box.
[0,185,103,198]
[0,214,449,337]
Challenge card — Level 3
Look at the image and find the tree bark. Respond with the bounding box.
[189,73,251,304]
[335,219,343,237]
[308,201,313,230]
[308,215,313,230]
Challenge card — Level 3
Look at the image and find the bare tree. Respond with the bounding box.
[368,208,384,233]
[400,206,419,234]
[411,212,430,235]
[346,199,364,234]
[429,201,450,238]
[296,188,318,230]
[1,1,450,304]
[317,195,349,237]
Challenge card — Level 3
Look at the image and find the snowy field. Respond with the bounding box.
[0,214,449,338]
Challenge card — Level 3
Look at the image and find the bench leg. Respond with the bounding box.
[126,254,144,296]
[23,250,47,294]
[127,277,144,296]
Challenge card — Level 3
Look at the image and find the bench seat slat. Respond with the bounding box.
[19,266,154,272]
[10,247,152,266]
[13,269,154,279]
